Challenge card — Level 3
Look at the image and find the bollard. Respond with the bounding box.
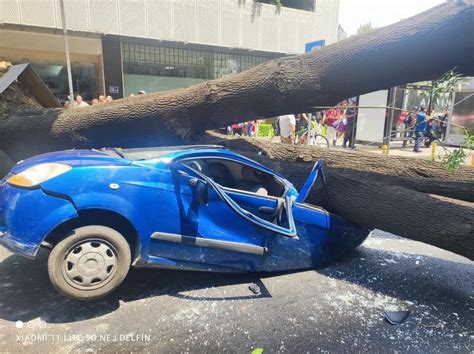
[382,144,388,155]
[431,142,437,162]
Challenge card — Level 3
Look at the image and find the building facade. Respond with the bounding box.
[0,0,339,102]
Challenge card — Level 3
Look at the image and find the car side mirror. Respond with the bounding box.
[189,178,208,205]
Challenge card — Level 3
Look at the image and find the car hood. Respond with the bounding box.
[10,149,131,174]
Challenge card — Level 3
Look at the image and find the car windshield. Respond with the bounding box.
[104,145,223,160]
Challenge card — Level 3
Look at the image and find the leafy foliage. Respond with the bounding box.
[418,69,468,110]
[442,130,473,173]
[356,22,377,35]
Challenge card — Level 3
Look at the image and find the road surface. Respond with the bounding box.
[0,230,472,353]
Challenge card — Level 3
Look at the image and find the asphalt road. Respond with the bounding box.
[0,230,472,353]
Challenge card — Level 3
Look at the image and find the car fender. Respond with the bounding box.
[0,186,79,258]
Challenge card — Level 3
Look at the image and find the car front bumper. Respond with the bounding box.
[0,181,78,259]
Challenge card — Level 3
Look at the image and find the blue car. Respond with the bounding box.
[0,145,370,300]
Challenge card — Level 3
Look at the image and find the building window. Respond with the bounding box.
[28,63,98,103]
[122,41,274,81]
[256,0,315,12]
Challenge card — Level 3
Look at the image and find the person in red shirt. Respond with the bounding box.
[397,111,408,138]
[323,108,340,147]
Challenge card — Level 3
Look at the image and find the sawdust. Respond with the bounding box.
[0,82,42,123]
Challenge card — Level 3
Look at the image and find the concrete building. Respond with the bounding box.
[0,0,339,102]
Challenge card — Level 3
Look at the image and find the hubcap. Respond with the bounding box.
[62,239,118,290]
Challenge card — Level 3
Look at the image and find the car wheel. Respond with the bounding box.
[47,225,131,300]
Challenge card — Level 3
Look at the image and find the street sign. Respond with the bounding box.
[305,39,325,53]
[109,85,120,94]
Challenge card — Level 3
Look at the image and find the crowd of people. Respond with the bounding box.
[64,94,114,109]
[64,90,147,109]
[275,100,358,148]
[226,120,260,136]
[396,106,449,152]
[225,101,450,155]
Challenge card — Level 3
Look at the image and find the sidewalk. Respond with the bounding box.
[256,135,472,166]
[349,140,473,166]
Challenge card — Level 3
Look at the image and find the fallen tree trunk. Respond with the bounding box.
[0,1,472,259]
[201,133,474,260]
[0,1,473,161]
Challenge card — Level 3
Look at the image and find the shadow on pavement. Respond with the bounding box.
[1,243,472,327]
[0,248,271,324]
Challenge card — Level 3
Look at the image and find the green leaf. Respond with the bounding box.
[251,348,264,354]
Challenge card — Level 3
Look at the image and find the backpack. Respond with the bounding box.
[272,117,281,136]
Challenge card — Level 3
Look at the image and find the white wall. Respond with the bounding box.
[0,0,339,54]
[356,90,388,142]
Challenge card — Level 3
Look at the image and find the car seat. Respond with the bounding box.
[236,165,268,196]
[207,162,235,188]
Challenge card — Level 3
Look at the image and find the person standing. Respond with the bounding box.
[406,107,417,140]
[323,107,339,147]
[278,114,296,144]
[74,95,89,108]
[424,115,437,147]
[397,111,408,138]
[98,95,106,104]
[414,106,427,153]
[343,104,357,148]
[439,109,449,141]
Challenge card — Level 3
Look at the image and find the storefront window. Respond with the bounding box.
[30,63,99,103]
[122,42,272,81]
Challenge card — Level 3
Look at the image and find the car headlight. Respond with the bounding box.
[7,163,72,188]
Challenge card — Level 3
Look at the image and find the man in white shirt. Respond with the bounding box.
[74,95,90,108]
[278,114,296,144]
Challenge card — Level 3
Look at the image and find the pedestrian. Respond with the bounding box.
[295,113,309,144]
[323,107,340,147]
[138,90,146,95]
[439,108,449,141]
[91,98,99,105]
[75,95,89,108]
[231,123,243,135]
[64,100,71,109]
[406,106,417,140]
[343,103,357,148]
[397,111,408,138]
[98,95,106,104]
[413,106,427,153]
[278,114,296,144]
[424,115,437,147]
[106,95,114,103]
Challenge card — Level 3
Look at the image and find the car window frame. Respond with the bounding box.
[171,156,297,237]
[174,155,291,200]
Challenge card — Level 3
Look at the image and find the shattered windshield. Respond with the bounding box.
[104,145,223,160]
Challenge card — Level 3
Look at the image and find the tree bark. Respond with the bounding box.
[0,1,472,258]
[0,1,473,161]
[201,133,474,260]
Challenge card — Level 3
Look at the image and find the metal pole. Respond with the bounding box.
[350,115,356,148]
[59,0,74,107]
[385,88,397,154]
[306,114,312,146]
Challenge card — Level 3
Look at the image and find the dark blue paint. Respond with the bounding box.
[0,146,370,272]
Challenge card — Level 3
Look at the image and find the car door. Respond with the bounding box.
[148,157,296,272]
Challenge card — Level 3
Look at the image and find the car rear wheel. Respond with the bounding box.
[48,225,131,300]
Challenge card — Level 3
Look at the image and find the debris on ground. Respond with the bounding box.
[249,283,261,295]
[384,310,412,325]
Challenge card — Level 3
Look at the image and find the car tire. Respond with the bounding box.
[47,225,131,301]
